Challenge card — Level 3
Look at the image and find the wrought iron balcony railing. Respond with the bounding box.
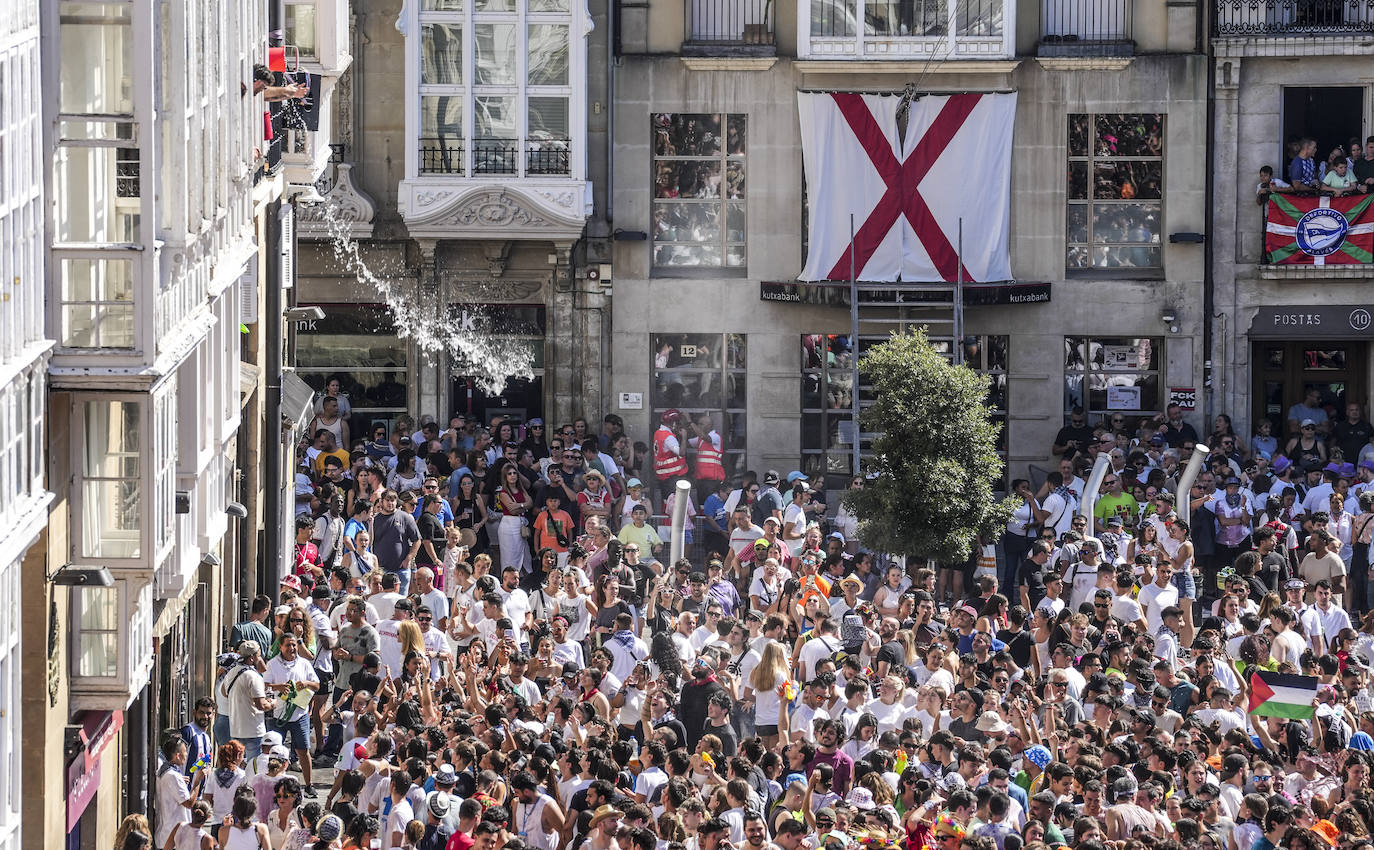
[1039,0,1133,55]
[686,0,776,49]
[1215,0,1374,35]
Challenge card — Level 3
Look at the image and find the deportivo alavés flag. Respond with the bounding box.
[1265,193,1374,265]
[798,91,1017,282]
[1247,670,1318,719]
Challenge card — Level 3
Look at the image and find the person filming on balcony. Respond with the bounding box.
[251,64,307,102]
[1288,137,1322,192]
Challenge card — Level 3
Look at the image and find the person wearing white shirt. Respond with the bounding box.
[797,619,843,682]
[262,633,321,791]
[371,573,405,621]
[413,567,450,631]
[634,742,670,803]
[155,737,204,848]
[1136,561,1180,636]
[375,599,415,675]
[1309,579,1353,653]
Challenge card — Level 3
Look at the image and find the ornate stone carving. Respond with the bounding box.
[443,276,545,302]
[448,191,554,229]
[532,189,579,211]
[416,189,454,208]
[298,163,377,238]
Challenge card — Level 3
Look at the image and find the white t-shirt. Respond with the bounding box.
[384,797,415,850]
[375,618,405,677]
[799,634,841,682]
[635,765,668,802]
[264,654,319,723]
[371,592,404,621]
[155,766,191,848]
[1136,581,1180,635]
[866,697,906,734]
[418,588,450,624]
[782,503,807,556]
[1111,593,1145,626]
[752,669,787,725]
[223,666,268,739]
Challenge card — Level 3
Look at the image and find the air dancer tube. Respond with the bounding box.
[1174,444,1212,508]
[670,479,692,567]
[1078,454,1113,524]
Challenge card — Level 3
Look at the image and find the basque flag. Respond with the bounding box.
[1265,193,1374,266]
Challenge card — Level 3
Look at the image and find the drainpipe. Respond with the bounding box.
[1200,0,1217,426]
[263,200,283,597]
[1078,454,1112,524]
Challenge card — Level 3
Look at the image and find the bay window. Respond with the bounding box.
[54,0,143,352]
[416,0,573,176]
[69,577,155,711]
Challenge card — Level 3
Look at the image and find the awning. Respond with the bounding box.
[239,361,261,406]
[282,371,316,434]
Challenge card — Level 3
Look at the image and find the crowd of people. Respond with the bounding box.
[134,391,1374,850]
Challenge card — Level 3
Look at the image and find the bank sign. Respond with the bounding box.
[1265,194,1374,265]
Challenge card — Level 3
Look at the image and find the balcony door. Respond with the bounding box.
[1281,87,1365,177]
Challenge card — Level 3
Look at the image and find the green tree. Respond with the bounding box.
[841,329,1015,564]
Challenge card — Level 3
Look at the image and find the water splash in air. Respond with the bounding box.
[310,194,536,396]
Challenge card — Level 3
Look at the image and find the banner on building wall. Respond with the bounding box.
[1265,193,1374,265]
[797,91,1017,283]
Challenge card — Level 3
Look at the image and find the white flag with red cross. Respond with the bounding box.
[798,91,1017,283]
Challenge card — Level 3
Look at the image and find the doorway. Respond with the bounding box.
[450,374,544,430]
[1252,340,1369,441]
[1281,87,1365,177]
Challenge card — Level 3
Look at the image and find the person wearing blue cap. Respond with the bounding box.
[1017,744,1052,794]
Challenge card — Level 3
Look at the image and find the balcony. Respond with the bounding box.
[682,0,777,56]
[1214,0,1374,36]
[418,137,573,177]
[800,0,1016,62]
[1039,0,1133,56]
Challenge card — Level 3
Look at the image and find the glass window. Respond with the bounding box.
[54,146,141,244]
[802,334,1007,479]
[416,0,574,178]
[865,0,951,36]
[651,334,747,476]
[294,305,411,417]
[60,258,135,348]
[81,399,141,559]
[74,585,120,678]
[59,2,132,115]
[421,23,463,85]
[285,1,317,56]
[1064,336,1162,419]
[652,114,747,271]
[1066,114,1164,271]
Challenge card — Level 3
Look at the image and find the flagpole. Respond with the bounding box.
[954,217,965,366]
[850,212,861,476]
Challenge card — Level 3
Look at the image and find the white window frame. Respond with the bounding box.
[0,554,18,843]
[72,395,146,564]
[405,0,587,181]
[69,577,155,711]
[799,0,1015,60]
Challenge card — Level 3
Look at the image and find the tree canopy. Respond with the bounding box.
[841,329,1015,564]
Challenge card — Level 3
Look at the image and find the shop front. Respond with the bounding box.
[1249,304,1374,438]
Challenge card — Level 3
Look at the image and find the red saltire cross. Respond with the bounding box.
[823,92,980,283]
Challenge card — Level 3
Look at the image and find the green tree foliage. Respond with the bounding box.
[841,329,1015,564]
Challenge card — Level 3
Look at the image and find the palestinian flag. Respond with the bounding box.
[1247,670,1318,719]
[1266,193,1374,265]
